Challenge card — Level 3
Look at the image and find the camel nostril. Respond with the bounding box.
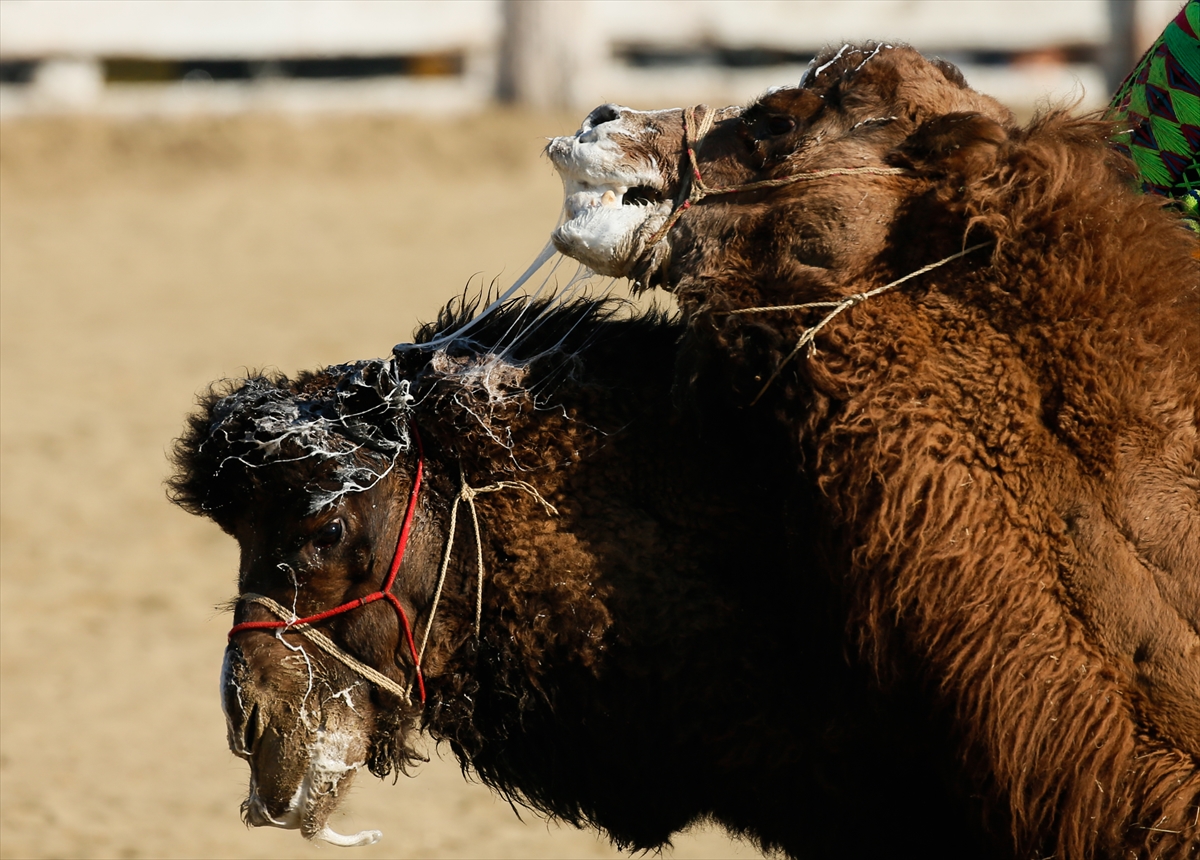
[585,104,621,129]
[244,703,262,755]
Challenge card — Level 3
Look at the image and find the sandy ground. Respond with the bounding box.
[0,111,759,860]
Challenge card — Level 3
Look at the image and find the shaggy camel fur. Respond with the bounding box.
[173,298,1009,858]
[547,43,1200,858]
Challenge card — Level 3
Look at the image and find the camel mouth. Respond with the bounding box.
[549,175,671,278]
[243,729,382,848]
[545,122,672,277]
[559,181,665,218]
[243,795,381,848]
[624,184,663,207]
[558,178,667,230]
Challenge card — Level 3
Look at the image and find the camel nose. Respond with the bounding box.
[577,104,629,142]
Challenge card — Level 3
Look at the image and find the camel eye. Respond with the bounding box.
[766,116,795,136]
[311,519,344,549]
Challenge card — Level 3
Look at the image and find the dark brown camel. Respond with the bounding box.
[174,296,1015,858]
[548,43,1200,859]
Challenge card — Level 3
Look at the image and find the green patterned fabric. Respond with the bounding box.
[1109,0,1200,234]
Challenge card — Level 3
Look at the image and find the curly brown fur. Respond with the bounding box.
[717,57,1200,859]
[550,42,1200,858]
[181,297,1006,859]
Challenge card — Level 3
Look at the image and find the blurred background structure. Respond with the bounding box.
[0,0,1185,118]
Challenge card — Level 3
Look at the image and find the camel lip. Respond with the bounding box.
[545,131,666,207]
[559,179,665,221]
[244,794,300,831]
[245,782,382,847]
[545,117,677,278]
[549,192,670,278]
[243,728,380,847]
[548,154,670,277]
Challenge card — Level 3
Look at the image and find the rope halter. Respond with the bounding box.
[225,425,560,707]
[229,423,428,704]
[641,104,914,250]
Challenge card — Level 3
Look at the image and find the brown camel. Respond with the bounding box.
[173,296,1020,858]
[547,42,1200,859]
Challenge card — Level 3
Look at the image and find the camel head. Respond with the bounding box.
[171,360,440,846]
[548,43,1015,309]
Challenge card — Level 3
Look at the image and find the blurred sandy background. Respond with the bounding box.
[0,111,757,859]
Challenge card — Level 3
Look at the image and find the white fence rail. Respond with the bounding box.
[0,0,1183,118]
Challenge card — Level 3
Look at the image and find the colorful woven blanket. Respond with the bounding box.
[1108,0,1200,234]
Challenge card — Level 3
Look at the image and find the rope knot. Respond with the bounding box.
[726,241,991,403]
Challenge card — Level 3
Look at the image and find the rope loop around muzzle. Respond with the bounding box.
[236,592,414,704]
[228,422,428,704]
[641,104,915,250]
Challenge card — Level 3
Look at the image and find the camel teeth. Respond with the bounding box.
[601,189,618,207]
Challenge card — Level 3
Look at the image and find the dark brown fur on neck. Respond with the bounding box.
[174,297,1011,857]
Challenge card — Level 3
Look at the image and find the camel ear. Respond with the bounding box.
[899,112,1007,176]
[932,59,969,89]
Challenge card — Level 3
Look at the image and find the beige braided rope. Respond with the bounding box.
[239,480,557,706]
[729,241,991,403]
[239,593,413,704]
[409,478,557,698]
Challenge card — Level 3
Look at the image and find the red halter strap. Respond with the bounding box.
[228,424,428,703]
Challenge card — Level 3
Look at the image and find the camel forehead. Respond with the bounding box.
[200,363,415,518]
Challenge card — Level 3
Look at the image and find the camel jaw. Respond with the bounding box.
[243,729,380,847]
[222,643,381,848]
[550,179,670,278]
[545,105,674,278]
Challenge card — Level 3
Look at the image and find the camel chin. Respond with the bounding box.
[243,728,379,847]
[222,642,381,848]
[550,187,669,277]
[546,103,675,277]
